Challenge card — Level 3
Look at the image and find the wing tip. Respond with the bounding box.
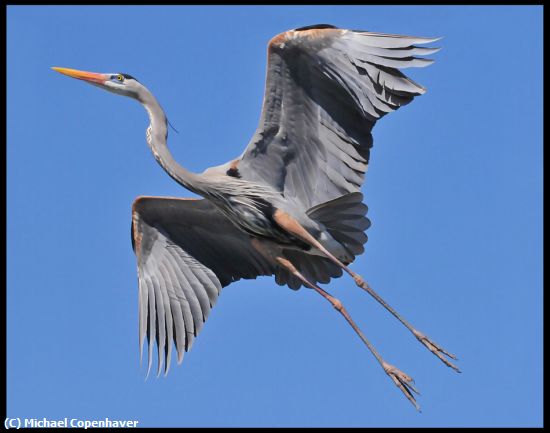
[145,358,152,380]
[354,31,443,46]
[418,35,443,44]
[412,58,436,69]
[163,362,171,377]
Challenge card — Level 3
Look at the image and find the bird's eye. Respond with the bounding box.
[117,74,124,82]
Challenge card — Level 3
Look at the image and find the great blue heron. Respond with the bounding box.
[52,24,459,410]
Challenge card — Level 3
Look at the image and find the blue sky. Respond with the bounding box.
[7,5,542,427]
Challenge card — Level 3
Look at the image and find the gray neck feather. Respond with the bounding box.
[137,86,279,209]
[138,88,207,196]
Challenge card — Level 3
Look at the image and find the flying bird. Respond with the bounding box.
[52,24,459,410]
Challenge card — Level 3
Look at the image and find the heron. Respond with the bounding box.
[52,24,459,410]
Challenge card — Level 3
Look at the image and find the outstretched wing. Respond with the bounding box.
[225,25,439,210]
[131,196,274,376]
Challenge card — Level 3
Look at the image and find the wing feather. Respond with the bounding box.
[162,251,197,353]
[158,262,178,370]
[145,275,156,377]
[163,249,200,338]
[229,26,438,210]
[132,196,276,375]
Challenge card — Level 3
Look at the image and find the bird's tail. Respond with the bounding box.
[306,192,371,259]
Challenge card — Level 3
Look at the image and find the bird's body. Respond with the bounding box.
[53,24,459,410]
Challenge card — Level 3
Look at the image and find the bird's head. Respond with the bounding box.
[51,67,144,101]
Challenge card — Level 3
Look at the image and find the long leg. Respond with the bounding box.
[274,255,421,411]
[273,209,460,372]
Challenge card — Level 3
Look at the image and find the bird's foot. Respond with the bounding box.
[382,361,421,411]
[413,330,461,373]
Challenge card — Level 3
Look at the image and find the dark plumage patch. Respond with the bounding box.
[255,197,276,221]
[294,24,337,31]
[121,73,138,81]
[226,167,241,178]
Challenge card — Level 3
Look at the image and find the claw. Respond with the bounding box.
[414,330,461,373]
[382,361,421,411]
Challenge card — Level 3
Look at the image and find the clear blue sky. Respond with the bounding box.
[7,5,542,427]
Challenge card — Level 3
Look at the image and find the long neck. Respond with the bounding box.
[138,89,206,196]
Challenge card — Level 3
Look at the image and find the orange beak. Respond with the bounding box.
[51,67,106,84]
